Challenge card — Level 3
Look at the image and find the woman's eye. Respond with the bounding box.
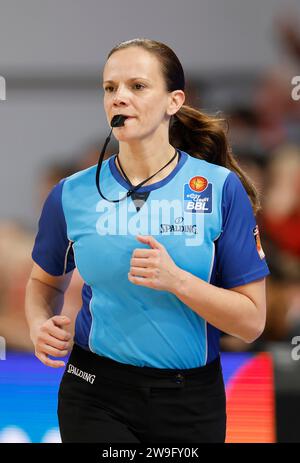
[133,83,144,90]
[104,83,145,92]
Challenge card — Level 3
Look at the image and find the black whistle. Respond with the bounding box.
[110,115,127,127]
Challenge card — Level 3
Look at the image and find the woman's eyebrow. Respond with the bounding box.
[103,77,151,84]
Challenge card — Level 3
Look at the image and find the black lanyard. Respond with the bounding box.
[96,140,179,203]
[115,147,178,189]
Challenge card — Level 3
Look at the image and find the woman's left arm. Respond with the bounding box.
[173,270,266,344]
[128,234,267,344]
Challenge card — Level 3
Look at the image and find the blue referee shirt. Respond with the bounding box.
[32,150,270,368]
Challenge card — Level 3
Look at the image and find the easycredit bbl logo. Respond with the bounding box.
[0,76,6,101]
[184,176,212,213]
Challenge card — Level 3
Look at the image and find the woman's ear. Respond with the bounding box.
[167,90,185,116]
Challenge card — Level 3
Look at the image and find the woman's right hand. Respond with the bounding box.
[31,315,72,368]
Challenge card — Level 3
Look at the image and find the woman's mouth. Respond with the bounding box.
[112,116,136,126]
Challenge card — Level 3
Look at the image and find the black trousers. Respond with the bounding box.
[57,343,226,443]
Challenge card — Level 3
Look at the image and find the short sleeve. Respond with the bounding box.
[31,179,76,276]
[215,172,270,288]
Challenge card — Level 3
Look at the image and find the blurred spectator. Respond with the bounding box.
[228,107,262,157]
[0,221,34,351]
[221,144,300,349]
[260,145,300,341]
[262,144,300,261]
[252,67,300,150]
[276,13,300,64]
[36,159,77,209]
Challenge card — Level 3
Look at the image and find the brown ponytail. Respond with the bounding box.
[106,38,261,214]
[170,105,261,214]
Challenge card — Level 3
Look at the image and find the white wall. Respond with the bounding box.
[1,0,299,72]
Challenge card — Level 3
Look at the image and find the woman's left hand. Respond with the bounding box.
[128,235,181,292]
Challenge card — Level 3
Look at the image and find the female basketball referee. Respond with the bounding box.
[25,38,270,443]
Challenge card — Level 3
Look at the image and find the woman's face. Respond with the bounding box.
[102,47,181,142]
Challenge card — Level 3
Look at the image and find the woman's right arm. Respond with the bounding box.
[25,262,74,368]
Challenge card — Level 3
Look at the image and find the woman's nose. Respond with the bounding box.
[113,97,126,107]
[112,86,129,105]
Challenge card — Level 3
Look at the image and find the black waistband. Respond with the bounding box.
[66,344,222,389]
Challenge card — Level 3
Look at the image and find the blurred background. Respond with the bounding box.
[0,0,300,443]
